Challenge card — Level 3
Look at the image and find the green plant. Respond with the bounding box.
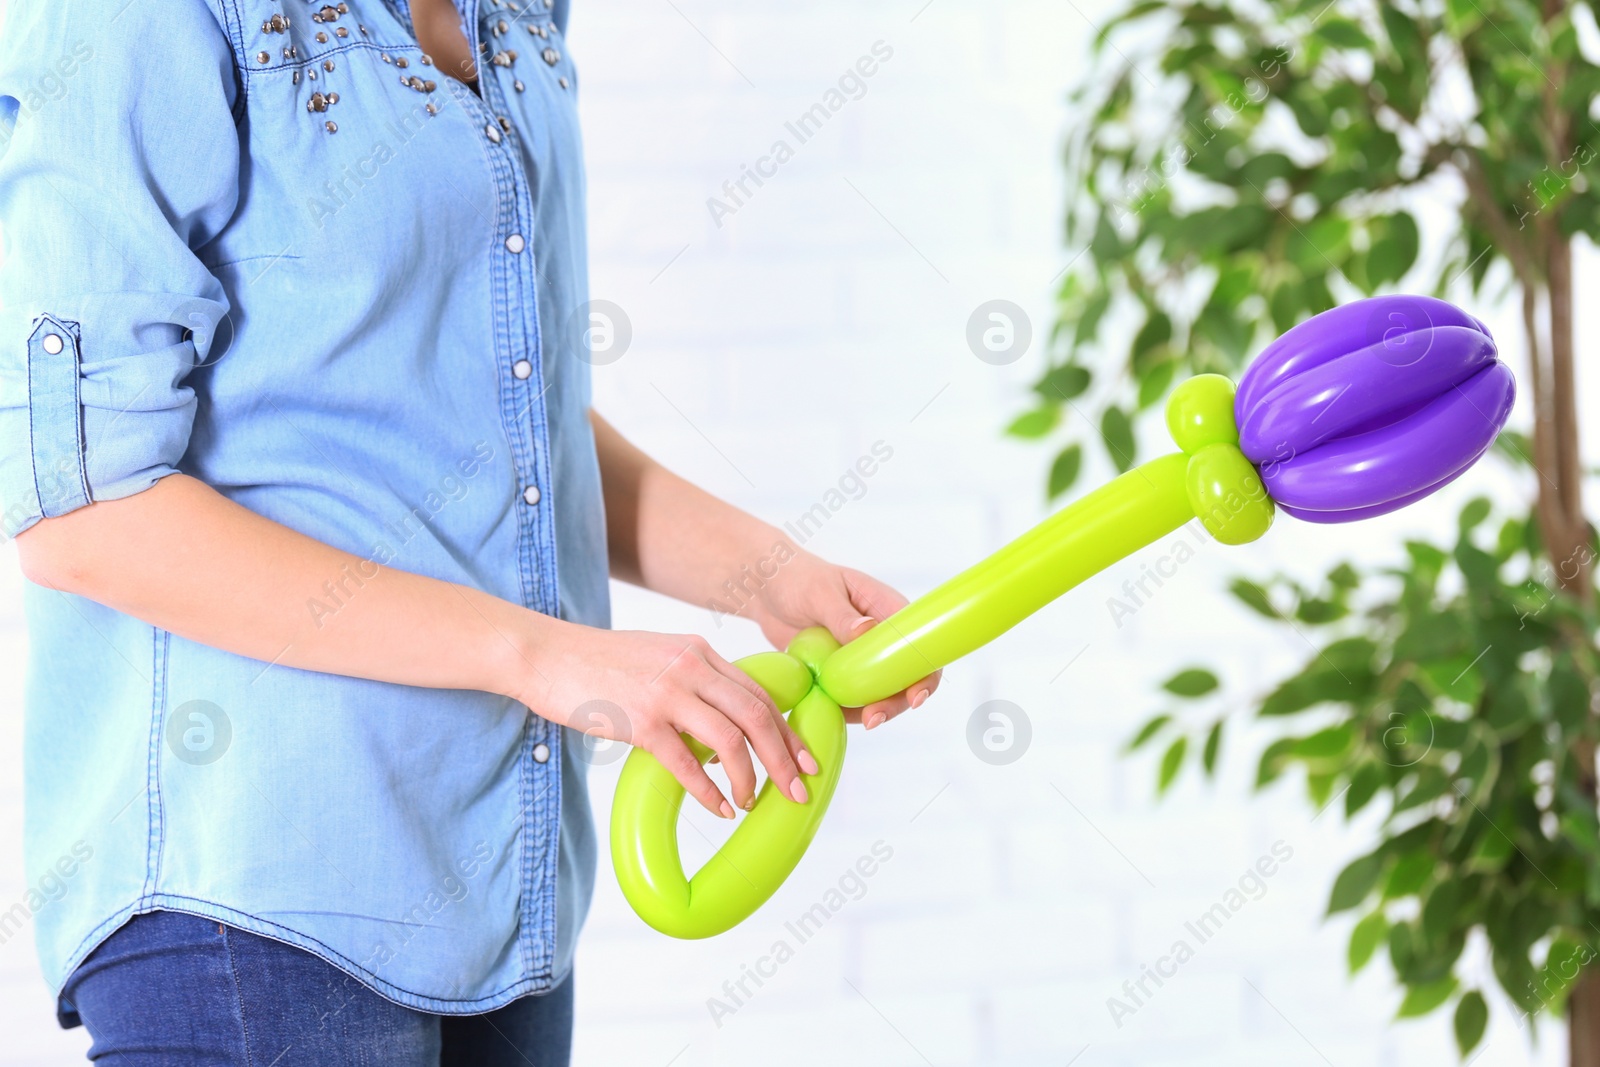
[1031,0,1600,1059]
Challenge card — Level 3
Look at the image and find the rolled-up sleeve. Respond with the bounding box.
[0,0,241,539]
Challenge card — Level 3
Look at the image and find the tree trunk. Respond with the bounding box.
[1539,236,1600,1067]
[1575,970,1600,1067]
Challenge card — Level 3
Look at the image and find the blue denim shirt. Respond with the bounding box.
[0,0,608,1016]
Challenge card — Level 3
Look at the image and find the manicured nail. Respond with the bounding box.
[790,778,809,804]
[866,712,886,730]
[719,800,735,819]
[798,750,819,776]
[910,688,930,709]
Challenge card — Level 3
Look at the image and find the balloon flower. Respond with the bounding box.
[610,294,1516,939]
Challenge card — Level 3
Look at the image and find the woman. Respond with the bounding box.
[0,0,938,1061]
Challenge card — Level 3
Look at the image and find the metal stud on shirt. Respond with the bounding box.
[513,80,524,92]
[513,360,532,379]
[522,485,541,505]
[325,120,337,133]
[485,123,502,144]
[532,743,550,763]
[42,333,63,355]
[542,48,559,65]
[505,234,525,253]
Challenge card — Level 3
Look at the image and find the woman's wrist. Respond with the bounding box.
[480,599,568,714]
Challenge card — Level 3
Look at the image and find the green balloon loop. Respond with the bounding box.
[611,374,1276,937]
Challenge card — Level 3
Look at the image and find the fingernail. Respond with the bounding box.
[866,712,886,730]
[719,800,735,819]
[708,754,720,765]
[798,750,819,776]
[910,688,930,709]
[741,795,755,811]
[790,778,809,804]
[850,616,876,632]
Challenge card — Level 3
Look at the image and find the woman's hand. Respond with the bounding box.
[745,552,942,730]
[516,621,819,819]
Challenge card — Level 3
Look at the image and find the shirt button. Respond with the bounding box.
[522,485,541,505]
[42,333,64,355]
[505,233,525,254]
[532,743,550,763]
[512,359,533,379]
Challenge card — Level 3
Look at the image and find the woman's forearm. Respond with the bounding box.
[14,473,540,699]
[592,410,788,606]
[14,470,814,815]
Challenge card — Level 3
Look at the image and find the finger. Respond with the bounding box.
[676,702,760,812]
[647,728,733,819]
[840,568,911,623]
[699,670,809,804]
[862,670,942,730]
[704,648,818,776]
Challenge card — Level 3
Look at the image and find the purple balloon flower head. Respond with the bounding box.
[1234,295,1515,523]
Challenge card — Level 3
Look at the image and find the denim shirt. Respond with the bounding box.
[0,0,608,1016]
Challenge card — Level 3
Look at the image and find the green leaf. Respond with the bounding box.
[1229,578,1280,618]
[1100,406,1136,472]
[1349,911,1388,973]
[1163,668,1219,698]
[1256,736,1297,787]
[1328,851,1386,915]
[1291,724,1354,761]
[1202,719,1223,775]
[1127,713,1172,752]
[1367,213,1420,286]
[1158,736,1187,794]
[1136,359,1177,409]
[1466,824,1514,873]
[1346,762,1385,816]
[1037,364,1091,401]
[1454,991,1488,1056]
[1006,407,1060,439]
[1047,445,1084,499]
[1398,976,1458,1018]
[1317,17,1372,50]
[1383,851,1434,899]
[1131,311,1172,367]
[1539,937,1589,1005]
[1458,496,1492,532]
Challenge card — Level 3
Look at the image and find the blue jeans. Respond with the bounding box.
[60,911,574,1065]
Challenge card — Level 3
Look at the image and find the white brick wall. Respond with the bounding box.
[0,0,1583,1064]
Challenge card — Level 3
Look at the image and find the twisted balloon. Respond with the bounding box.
[610,295,1516,939]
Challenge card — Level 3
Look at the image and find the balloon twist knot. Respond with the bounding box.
[1164,374,1274,546]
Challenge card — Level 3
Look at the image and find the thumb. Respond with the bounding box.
[822,602,877,648]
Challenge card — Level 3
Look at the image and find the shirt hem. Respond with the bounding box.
[53,894,561,1023]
